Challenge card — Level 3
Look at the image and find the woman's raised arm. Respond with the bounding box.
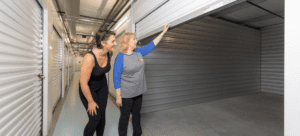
[153,24,170,46]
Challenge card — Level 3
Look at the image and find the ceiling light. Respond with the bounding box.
[60,16,63,22]
[120,20,130,29]
[80,19,89,21]
[114,15,129,30]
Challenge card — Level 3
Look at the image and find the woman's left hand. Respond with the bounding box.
[163,24,170,33]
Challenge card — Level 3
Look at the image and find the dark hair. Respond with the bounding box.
[96,30,115,49]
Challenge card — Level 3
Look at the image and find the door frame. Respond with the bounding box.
[39,0,49,135]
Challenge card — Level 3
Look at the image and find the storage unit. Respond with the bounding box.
[133,0,284,113]
[49,27,63,112]
[75,56,83,71]
[64,44,69,88]
[68,49,73,81]
[0,0,43,135]
[138,16,261,113]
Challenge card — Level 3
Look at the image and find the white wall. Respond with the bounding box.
[285,0,300,135]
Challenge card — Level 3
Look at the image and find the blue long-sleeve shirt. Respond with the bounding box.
[113,41,156,98]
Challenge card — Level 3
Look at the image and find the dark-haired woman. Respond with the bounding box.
[79,30,116,136]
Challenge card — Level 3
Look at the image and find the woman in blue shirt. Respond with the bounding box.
[113,24,170,136]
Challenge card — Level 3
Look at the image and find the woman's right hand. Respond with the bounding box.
[116,96,122,107]
[87,101,99,116]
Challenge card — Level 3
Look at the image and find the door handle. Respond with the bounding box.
[38,73,45,79]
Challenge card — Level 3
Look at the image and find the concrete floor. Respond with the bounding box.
[141,92,283,136]
[52,72,134,136]
[52,72,283,136]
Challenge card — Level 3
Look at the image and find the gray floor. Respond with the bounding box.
[141,93,283,136]
[53,72,133,136]
[53,72,283,136]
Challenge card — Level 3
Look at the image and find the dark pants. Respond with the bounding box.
[118,94,143,136]
[79,84,108,136]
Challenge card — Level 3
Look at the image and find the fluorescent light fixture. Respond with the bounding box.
[120,20,130,29]
[79,19,90,22]
[60,16,63,22]
[114,15,129,30]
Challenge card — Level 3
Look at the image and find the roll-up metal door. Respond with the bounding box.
[68,50,73,80]
[261,24,284,95]
[64,45,69,88]
[134,0,238,40]
[49,27,63,112]
[108,31,125,98]
[0,0,43,135]
[138,16,261,113]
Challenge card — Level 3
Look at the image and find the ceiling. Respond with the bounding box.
[209,0,284,29]
[54,0,130,56]
[54,0,284,57]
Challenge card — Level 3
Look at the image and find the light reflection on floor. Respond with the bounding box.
[53,72,133,136]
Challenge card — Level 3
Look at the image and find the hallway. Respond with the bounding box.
[51,72,133,136]
[50,73,283,136]
[2,0,300,135]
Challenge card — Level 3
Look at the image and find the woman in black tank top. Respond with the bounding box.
[79,30,116,136]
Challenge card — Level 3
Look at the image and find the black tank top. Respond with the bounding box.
[80,51,111,92]
[88,51,111,80]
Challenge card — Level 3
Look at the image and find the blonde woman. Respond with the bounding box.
[113,24,170,136]
[79,30,116,136]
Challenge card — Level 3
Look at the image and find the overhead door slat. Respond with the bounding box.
[0,1,35,30]
[0,0,43,135]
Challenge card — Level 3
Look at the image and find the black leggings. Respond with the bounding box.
[79,84,108,136]
[118,94,143,136]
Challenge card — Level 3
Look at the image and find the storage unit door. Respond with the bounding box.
[0,0,43,135]
[68,50,73,80]
[64,45,68,88]
[49,28,63,112]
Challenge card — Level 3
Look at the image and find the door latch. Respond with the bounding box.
[38,73,45,79]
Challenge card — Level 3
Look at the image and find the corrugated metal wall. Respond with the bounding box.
[138,16,261,113]
[261,24,284,95]
[0,0,43,135]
